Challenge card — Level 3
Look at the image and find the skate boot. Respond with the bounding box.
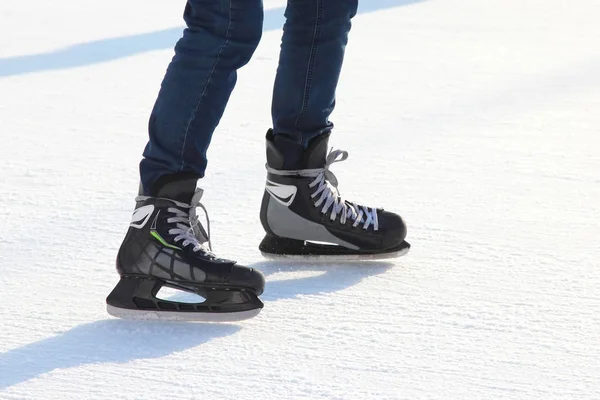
[107,176,264,321]
[259,130,410,260]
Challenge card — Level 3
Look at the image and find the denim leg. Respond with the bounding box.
[272,0,358,146]
[140,0,263,194]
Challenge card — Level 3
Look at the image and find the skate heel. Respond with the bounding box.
[106,275,161,311]
[259,234,305,256]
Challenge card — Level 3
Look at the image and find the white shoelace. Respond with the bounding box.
[267,148,379,230]
[172,188,213,255]
[138,189,214,256]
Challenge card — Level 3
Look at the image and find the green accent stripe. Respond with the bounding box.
[151,231,181,250]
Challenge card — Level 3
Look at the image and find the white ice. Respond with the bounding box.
[1,0,599,399]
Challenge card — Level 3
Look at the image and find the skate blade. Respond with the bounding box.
[260,246,410,262]
[106,304,261,322]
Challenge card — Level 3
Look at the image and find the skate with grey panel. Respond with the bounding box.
[107,178,264,321]
[259,130,410,260]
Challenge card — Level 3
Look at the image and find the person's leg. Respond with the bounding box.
[260,1,409,259]
[108,0,266,322]
[140,0,264,195]
[271,0,357,167]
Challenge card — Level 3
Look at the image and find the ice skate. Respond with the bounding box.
[259,130,410,260]
[107,178,264,321]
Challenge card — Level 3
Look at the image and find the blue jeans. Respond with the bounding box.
[140,0,358,194]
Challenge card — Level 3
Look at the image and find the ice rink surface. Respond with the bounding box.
[1,1,599,399]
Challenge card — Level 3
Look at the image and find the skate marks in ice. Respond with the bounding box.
[0,320,240,390]
[251,261,395,302]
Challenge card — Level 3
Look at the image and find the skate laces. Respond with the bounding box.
[166,189,214,256]
[267,148,379,230]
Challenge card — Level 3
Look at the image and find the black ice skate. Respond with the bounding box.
[107,177,264,321]
[259,130,410,260]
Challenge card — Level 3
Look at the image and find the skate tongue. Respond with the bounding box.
[267,129,331,170]
[302,133,331,169]
[189,189,212,251]
[190,187,204,205]
[155,177,197,204]
[322,149,348,188]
